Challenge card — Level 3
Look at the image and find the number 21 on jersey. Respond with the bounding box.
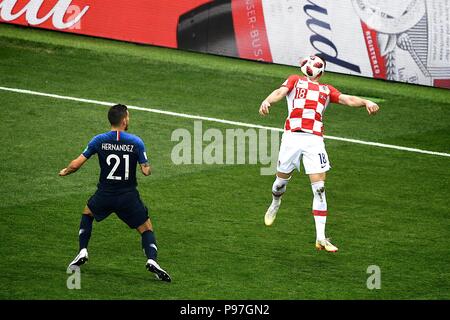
[106,154,129,180]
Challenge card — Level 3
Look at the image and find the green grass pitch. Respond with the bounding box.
[0,24,449,299]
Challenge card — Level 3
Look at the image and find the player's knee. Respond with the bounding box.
[82,207,94,217]
[311,181,325,196]
[272,176,291,197]
[137,219,153,233]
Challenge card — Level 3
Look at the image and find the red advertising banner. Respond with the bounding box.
[231,0,272,62]
[1,0,449,89]
[0,0,212,48]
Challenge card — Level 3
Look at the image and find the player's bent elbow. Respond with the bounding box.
[276,87,289,98]
[343,97,359,107]
[339,94,357,107]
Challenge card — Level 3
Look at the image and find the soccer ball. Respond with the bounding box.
[300,55,325,80]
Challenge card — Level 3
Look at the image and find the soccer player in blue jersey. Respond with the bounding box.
[59,104,171,282]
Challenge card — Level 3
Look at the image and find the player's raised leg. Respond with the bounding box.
[137,219,171,282]
[68,206,93,268]
[309,173,338,252]
[265,172,291,226]
[265,132,302,226]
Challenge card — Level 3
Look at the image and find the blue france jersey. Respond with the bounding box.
[82,131,149,193]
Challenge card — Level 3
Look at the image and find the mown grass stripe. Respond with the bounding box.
[0,85,448,158]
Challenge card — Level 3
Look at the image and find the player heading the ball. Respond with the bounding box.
[259,54,379,252]
[59,104,171,282]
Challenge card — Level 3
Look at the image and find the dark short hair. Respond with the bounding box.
[315,53,327,68]
[108,104,128,126]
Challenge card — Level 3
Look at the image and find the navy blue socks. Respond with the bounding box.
[141,230,157,260]
[79,214,94,250]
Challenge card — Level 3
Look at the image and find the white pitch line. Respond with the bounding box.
[1,85,449,158]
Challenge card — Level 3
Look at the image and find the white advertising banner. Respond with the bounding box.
[258,0,450,88]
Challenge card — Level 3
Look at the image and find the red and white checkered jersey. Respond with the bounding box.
[281,75,341,137]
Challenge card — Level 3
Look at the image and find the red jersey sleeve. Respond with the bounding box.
[327,85,342,103]
[281,75,300,93]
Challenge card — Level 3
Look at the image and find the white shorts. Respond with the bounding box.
[277,131,331,175]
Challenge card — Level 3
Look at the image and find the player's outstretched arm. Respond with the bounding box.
[140,163,152,176]
[59,155,88,176]
[338,94,380,115]
[259,87,290,116]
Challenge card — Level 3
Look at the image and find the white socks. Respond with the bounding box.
[269,177,329,241]
[271,176,290,204]
[311,181,327,241]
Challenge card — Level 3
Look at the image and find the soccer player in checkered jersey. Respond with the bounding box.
[259,54,379,252]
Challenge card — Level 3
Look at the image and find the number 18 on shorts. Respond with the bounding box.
[277,131,331,175]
